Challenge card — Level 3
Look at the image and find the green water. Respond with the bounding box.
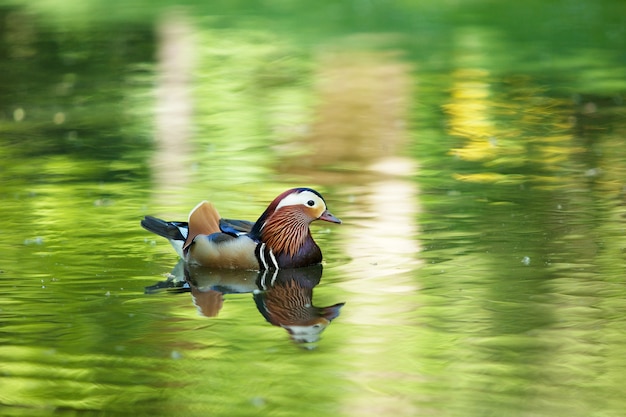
[1,1,626,416]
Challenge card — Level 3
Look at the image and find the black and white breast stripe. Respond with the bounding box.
[255,242,280,270]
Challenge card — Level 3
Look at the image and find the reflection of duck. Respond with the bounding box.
[254,265,344,344]
[184,265,259,318]
[141,188,341,269]
[147,262,344,343]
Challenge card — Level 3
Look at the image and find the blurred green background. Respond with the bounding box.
[1,1,625,416]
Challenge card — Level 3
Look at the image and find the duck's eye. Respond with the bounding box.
[306,200,315,207]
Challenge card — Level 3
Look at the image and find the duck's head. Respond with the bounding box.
[273,188,341,225]
[252,188,341,235]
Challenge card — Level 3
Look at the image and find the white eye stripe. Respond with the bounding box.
[275,190,325,211]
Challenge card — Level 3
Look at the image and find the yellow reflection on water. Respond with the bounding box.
[443,29,585,191]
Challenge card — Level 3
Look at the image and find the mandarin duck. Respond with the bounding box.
[141,188,341,270]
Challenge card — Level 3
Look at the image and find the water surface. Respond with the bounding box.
[1,1,626,416]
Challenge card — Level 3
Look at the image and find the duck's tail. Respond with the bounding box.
[141,216,188,242]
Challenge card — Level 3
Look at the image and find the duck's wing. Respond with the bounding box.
[219,218,255,237]
[183,201,221,250]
